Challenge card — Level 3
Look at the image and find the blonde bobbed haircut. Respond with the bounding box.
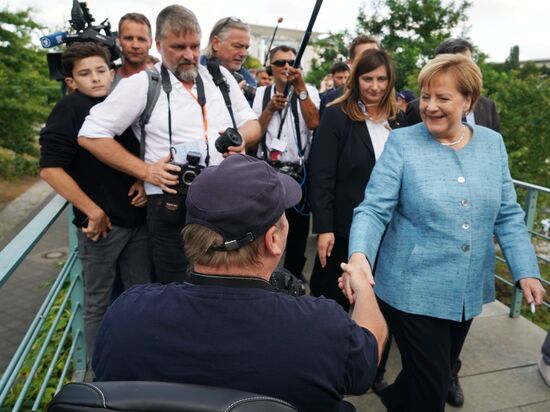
[418,53,482,112]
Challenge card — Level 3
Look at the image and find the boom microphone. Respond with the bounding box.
[284,0,324,96]
[263,17,283,68]
[40,31,68,48]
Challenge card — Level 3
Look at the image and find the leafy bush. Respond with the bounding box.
[0,9,59,164]
[1,282,73,411]
[0,147,39,179]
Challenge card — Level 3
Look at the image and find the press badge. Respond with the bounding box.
[172,141,201,164]
[269,138,287,153]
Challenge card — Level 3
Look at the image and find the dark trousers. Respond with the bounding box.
[310,235,350,310]
[78,225,151,362]
[283,207,310,278]
[147,203,188,283]
[379,299,472,412]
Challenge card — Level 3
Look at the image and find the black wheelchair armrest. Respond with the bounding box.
[48,381,298,412]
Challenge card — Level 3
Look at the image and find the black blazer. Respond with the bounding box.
[309,105,406,238]
[405,95,500,132]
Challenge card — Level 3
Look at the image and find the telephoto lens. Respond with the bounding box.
[215,127,243,153]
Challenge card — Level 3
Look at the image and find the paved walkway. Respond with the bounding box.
[346,301,550,411]
[0,182,66,372]
[1,184,550,410]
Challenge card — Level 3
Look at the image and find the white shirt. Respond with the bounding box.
[79,63,257,195]
[365,118,390,160]
[252,84,320,163]
[358,100,391,160]
[466,111,476,126]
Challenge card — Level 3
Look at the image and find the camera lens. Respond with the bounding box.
[215,127,243,153]
[182,169,197,186]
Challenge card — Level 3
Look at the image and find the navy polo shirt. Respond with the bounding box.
[93,274,378,412]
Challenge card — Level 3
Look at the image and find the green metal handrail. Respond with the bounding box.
[0,195,85,411]
[506,180,550,317]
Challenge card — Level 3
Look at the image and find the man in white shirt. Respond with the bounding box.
[252,45,320,280]
[79,4,260,283]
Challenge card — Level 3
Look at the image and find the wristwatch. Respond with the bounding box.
[297,90,309,101]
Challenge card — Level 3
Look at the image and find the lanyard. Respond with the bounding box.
[183,81,210,167]
[161,65,210,167]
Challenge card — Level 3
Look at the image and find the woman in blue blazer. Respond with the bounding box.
[344,54,545,411]
[309,49,406,395]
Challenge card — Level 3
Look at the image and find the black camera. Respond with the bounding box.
[269,267,305,297]
[215,127,243,154]
[277,162,303,182]
[159,151,204,225]
[232,71,256,101]
[43,1,120,81]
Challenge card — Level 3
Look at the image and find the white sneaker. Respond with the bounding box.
[538,356,550,388]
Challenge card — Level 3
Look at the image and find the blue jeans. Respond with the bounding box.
[78,224,151,362]
[147,203,188,284]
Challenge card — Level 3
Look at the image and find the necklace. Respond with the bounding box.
[438,125,466,146]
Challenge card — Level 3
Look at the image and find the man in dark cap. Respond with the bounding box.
[92,154,387,412]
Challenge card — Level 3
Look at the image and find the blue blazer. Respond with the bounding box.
[349,123,540,321]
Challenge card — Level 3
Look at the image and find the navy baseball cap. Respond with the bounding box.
[185,154,302,251]
[397,89,416,103]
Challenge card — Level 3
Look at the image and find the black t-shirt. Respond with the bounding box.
[93,279,378,412]
[39,90,145,228]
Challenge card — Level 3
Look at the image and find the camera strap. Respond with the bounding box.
[273,88,303,158]
[289,93,304,156]
[160,66,176,160]
[160,65,210,167]
[205,58,237,129]
[189,73,210,167]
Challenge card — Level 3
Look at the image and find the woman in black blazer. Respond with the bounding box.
[309,49,405,392]
[310,49,405,308]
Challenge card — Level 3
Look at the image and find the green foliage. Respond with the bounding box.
[0,9,59,162]
[305,31,350,87]
[504,45,520,71]
[305,1,471,89]
[357,0,471,89]
[0,147,39,179]
[486,68,550,187]
[2,282,73,411]
[243,54,262,70]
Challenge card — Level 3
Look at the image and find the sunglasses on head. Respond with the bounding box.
[271,59,295,68]
[215,16,247,36]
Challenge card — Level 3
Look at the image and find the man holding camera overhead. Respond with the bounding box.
[79,4,260,283]
[253,45,320,281]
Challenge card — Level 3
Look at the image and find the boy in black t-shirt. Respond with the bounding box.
[39,43,151,365]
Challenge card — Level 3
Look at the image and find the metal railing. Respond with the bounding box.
[498,180,550,317]
[0,195,86,411]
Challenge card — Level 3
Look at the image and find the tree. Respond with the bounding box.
[357,0,471,89]
[305,31,350,87]
[243,55,262,70]
[0,9,58,158]
[305,1,471,89]
[489,69,550,187]
[504,45,520,71]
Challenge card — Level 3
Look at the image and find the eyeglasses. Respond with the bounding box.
[214,16,248,36]
[271,59,295,68]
